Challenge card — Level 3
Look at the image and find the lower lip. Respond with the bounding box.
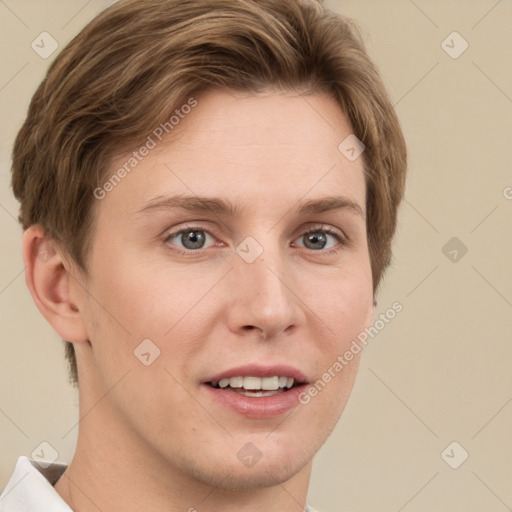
[201,384,307,419]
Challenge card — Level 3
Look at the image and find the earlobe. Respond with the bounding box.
[22,225,88,344]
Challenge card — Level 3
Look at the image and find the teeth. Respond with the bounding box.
[261,376,280,390]
[229,376,243,388]
[218,378,230,388]
[243,376,261,390]
[212,376,296,390]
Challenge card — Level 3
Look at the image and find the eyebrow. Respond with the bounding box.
[136,195,364,219]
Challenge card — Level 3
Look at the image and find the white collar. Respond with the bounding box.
[0,456,72,511]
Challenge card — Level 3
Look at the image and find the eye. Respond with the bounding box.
[293,228,344,251]
[165,227,215,250]
[164,225,345,252]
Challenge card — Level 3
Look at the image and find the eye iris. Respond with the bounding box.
[304,232,327,250]
[182,230,205,249]
[176,230,335,250]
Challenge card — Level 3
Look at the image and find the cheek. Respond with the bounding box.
[338,279,373,339]
[307,262,372,412]
[78,257,160,375]
[309,263,373,345]
[82,256,216,376]
[86,248,166,331]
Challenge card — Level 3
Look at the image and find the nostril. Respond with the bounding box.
[241,325,269,340]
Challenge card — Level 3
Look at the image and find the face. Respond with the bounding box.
[73,89,374,489]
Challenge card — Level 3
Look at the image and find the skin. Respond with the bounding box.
[24,89,375,512]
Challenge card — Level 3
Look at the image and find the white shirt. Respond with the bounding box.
[0,456,318,511]
[0,456,71,511]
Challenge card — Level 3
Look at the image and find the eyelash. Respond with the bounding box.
[163,224,348,255]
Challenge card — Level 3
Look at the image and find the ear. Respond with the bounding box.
[22,225,88,344]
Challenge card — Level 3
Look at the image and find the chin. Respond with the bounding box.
[189,455,311,491]
[174,431,320,491]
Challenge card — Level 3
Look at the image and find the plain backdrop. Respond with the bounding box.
[1,1,511,511]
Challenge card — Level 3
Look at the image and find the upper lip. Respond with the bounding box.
[204,364,309,384]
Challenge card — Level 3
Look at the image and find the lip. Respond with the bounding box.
[201,382,308,419]
[204,364,308,384]
[201,364,309,419]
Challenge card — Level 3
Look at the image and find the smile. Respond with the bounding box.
[208,376,297,397]
[202,365,309,418]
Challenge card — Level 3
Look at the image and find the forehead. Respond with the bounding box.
[98,89,366,219]
[165,89,359,169]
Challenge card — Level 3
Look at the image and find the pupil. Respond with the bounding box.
[182,230,205,249]
[305,232,326,250]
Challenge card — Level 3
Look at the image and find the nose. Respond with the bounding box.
[224,245,306,340]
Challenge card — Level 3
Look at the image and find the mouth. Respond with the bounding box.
[201,365,309,419]
[206,375,303,397]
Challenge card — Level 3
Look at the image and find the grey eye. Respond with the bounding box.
[294,230,340,250]
[168,229,214,250]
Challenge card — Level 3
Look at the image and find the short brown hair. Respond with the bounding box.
[11,0,407,386]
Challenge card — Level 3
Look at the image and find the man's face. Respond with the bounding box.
[74,89,374,489]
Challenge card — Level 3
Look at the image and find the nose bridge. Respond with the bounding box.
[227,237,302,337]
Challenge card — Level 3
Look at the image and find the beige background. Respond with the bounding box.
[1,1,511,511]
